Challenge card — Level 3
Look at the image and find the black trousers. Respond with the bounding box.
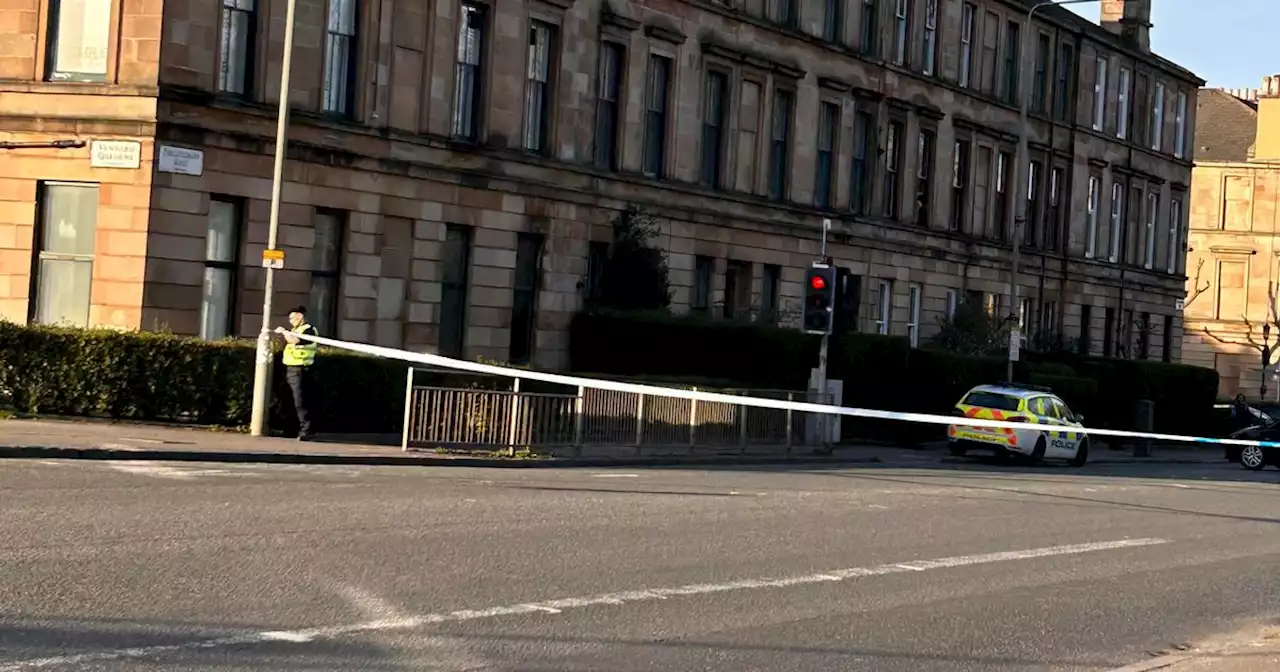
[285,365,311,436]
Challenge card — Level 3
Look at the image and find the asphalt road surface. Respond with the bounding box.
[1,457,1277,671]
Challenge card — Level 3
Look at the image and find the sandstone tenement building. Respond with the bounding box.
[1181,77,1280,399]
[0,0,1200,369]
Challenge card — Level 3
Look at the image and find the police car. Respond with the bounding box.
[946,383,1090,466]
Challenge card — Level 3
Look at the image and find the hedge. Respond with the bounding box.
[0,322,476,434]
[569,311,1217,443]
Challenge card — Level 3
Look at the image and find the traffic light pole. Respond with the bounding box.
[815,219,832,451]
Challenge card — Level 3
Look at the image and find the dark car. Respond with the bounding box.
[1226,423,1280,470]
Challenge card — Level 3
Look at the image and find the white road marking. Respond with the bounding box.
[592,473,640,478]
[0,537,1169,670]
[104,462,200,480]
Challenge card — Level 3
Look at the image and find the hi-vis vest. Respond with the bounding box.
[282,324,317,366]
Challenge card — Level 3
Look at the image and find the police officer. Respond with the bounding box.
[276,306,318,440]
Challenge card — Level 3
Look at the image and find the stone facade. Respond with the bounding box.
[1182,80,1280,399]
[0,0,1200,370]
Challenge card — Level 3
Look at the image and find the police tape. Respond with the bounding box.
[290,331,1280,450]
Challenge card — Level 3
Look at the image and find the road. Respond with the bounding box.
[0,457,1277,671]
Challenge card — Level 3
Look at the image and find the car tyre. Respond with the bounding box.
[1240,445,1267,471]
[1068,438,1089,468]
[1030,436,1047,464]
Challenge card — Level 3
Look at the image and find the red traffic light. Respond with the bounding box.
[810,275,827,291]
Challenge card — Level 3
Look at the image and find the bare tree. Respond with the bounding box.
[1202,281,1280,399]
[1183,258,1212,310]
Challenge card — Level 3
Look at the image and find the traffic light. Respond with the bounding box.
[802,263,836,334]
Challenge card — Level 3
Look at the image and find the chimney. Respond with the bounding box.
[1100,0,1152,53]
[1253,75,1280,161]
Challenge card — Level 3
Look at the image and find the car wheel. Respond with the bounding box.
[1030,435,1047,464]
[1240,445,1266,471]
[1069,439,1089,468]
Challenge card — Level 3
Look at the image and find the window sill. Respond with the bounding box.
[0,81,159,97]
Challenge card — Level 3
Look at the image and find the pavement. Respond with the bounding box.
[0,417,1232,468]
[0,456,1277,670]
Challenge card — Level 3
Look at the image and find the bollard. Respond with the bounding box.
[1132,399,1154,458]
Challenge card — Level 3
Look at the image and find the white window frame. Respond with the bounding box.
[1091,57,1107,131]
[33,182,98,327]
[1167,197,1183,273]
[907,284,922,346]
[1108,181,1123,263]
[876,280,892,335]
[48,0,112,82]
[1085,175,1100,258]
[1018,297,1032,344]
[452,3,486,141]
[1150,82,1165,151]
[1143,192,1158,269]
[522,21,555,153]
[1116,67,1131,140]
[201,198,241,340]
[921,0,938,76]
[959,3,975,88]
[1174,90,1188,159]
[321,0,357,116]
[946,289,958,318]
[892,0,909,66]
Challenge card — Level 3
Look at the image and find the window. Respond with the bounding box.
[860,0,878,55]
[1126,184,1142,266]
[218,0,256,95]
[979,11,998,94]
[201,198,242,340]
[995,151,1011,240]
[815,102,838,208]
[1085,175,1100,258]
[1167,197,1183,273]
[915,129,935,227]
[1046,167,1062,251]
[950,140,969,231]
[876,280,892,335]
[1018,297,1032,343]
[1122,308,1134,357]
[1041,301,1057,344]
[921,0,938,76]
[761,264,781,323]
[945,289,958,318]
[1150,82,1165,151]
[1174,91,1188,159]
[1078,304,1092,355]
[701,71,728,188]
[1161,314,1173,362]
[768,89,794,201]
[693,256,714,312]
[452,3,486,141]
[643,55,671,177]
[776,0,798,28]
[1116,66,1131,140]
[851,111,874,215]
[32,182,97,326]
[594,42,624,170]
[47,0,111,82]
[883,120,904,218]
[958,3,975,88]
[1134,73,1149,144]
[322,0,357,116]
[1138,312,1151,359]
[1054,42,1074,121]
[724,260,751,319]
[1215,260,1246,320]
[892,0,909,65]
[907,284,922,346]
[1032,33,1049,114]
[310,210,345,335]
[1092,57,1107,131]
[1143,192,1158,269]
[585,240,608,303]
[823,0,842,42]
[1108,181,1124,262]
[1000,21,1020,106]
[985,292,1004,319]
[510,233,543,364]
[522,21,556,153]
[439,225,472,358]
[1025,160,1042,247]
[1103,307,1115,357]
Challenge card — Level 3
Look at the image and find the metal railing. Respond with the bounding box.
[400,368,833,456]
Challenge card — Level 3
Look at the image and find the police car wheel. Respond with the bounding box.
[1069,439,1089,468]
[1030,436,1047,463]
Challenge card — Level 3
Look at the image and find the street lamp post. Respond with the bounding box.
[249,0,300,437]
[1008,0,1098,382]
